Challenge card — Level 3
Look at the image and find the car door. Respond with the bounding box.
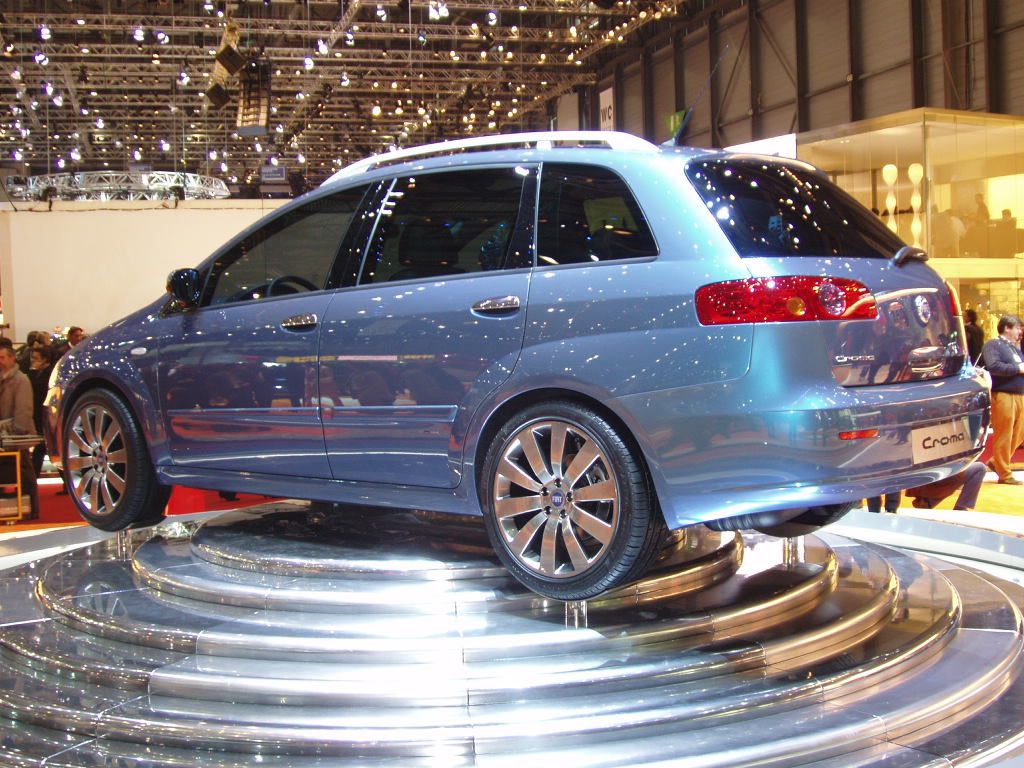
[157,184,371,478]
[318,165,536,488]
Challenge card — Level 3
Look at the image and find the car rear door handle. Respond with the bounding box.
[472,295,521,316]
[281,313,319,332]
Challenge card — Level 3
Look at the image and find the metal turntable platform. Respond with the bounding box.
[0,502,1023,767]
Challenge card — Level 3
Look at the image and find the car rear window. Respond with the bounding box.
[685,158,904,258]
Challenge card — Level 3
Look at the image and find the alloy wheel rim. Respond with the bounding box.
[66,404,128,516]
[492,419,620,579]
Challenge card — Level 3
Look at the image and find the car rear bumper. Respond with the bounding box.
[618,369,991,530]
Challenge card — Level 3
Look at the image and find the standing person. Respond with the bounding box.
[53,326,85,360]
[866,492,901,514]
[0,339,39,518]
[975,193,991,224]
[965,308,985,365]
[26,346,53,478]
[906,461,987,511]
[981,315,1024,485]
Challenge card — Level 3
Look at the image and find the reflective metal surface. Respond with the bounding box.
[0,501,1023,766]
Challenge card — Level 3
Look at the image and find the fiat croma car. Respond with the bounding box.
[47,131,990,599]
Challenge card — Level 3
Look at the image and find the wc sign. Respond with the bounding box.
[599,88,614,131]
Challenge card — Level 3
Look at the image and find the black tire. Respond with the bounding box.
[480,401,665,600]
[754,502,857,538]
[63,388,170,531]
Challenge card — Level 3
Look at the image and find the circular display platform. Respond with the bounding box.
[0,502,1022,766]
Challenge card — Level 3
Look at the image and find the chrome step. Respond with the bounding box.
[0,501,1022,766]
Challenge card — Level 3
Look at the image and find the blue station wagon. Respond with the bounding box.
[47,131,991,599]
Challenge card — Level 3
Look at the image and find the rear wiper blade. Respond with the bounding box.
[892,245,928,266]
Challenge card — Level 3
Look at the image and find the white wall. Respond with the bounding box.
[0,199,287,342]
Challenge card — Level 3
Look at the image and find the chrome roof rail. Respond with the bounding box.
[325,131,658,183]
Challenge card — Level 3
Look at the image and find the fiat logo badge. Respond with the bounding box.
[913,294,933,325]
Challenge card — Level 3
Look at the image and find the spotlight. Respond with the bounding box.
[344,31,355,46]
[304,56,315,70]
[340,71,350,87]
[486,10,498,25]
[376,4,388,20]
[95,117,104,128]
[417,30,428,45]
[9,68,19,80]
[133,26,146,43]
[297,152,305,164]
[39,24,52,41]
[34,51,49,65]
[160,139,171,152]
[179,69,190,85]
[70,147,81,161]
[156,30,170,44]
[52,93,63,107]
[57,157,65,169]
[209,149,218,160]
[133,148,142,161]
[43,82,54,96]
[317,39,329,55]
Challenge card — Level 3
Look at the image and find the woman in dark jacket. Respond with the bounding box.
[26,346,53,477]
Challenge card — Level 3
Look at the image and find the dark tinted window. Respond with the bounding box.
[685,158,904,258]
[206,186,368,305]
[359,167,527,284]
[537,163,657,265]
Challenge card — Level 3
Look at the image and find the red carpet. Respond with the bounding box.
[2,479,277,531]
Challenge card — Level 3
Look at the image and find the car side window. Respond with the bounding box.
[205,185,369,306]
[359,168,527,285]
[537,163,658,265]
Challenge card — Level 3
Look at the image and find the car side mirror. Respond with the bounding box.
[166,268,202,307]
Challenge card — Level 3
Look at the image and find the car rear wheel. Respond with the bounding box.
[64,389,169,531]
[481,401,665,600]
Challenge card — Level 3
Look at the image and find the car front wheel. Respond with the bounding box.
[481,401,665,600]
[63,389,169,531]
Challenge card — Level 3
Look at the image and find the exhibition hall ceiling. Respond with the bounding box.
[0,0,713,185]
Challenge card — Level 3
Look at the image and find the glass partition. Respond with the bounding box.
[796,108,1024,329]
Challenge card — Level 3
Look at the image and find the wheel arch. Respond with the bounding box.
[472,387,663,519]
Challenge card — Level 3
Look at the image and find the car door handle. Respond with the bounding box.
[472,295,521,316]
[281,313,319,332]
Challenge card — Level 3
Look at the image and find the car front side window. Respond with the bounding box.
[205,185,369,306]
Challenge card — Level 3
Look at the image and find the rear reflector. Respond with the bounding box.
[839,429,880,440]
[695,276,877,325]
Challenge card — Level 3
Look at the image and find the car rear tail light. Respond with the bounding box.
[945,279,962,317]
[695,276,877,325]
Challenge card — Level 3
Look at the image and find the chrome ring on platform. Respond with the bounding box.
[0,503,1022,766]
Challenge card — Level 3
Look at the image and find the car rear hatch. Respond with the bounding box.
[685,154,966,387]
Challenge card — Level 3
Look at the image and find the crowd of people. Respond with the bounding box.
[0,327,86,520]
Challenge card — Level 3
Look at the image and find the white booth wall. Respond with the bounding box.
[0,199,287,342]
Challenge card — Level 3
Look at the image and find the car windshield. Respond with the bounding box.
[685,157,905,258]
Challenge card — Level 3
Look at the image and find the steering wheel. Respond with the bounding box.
[268,274,319,296]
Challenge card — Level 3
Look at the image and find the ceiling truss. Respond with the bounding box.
[0,0,687,188]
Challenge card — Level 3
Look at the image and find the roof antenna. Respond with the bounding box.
[664,43,730,147]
